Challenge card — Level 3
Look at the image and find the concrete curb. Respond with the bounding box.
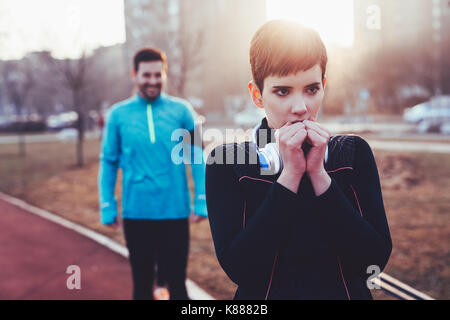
[0,192,215,300]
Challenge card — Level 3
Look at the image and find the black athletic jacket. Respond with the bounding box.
[205,118,392,300]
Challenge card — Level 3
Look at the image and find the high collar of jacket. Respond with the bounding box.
[256,117,276,148]
[135,92,166,106]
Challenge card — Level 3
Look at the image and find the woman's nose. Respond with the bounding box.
[291,99,308,115]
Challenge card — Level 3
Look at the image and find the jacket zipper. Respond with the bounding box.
[147,103,156,144]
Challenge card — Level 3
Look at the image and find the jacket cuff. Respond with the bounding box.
[100,201,118,225]
[313,178,355,226]
[313,178,339,210]
[194,195,208,217]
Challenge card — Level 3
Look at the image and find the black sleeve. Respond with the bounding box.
[206,145,309,287]
[314,137,393,277]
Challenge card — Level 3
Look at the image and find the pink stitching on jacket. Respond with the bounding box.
[239,175,277,299]
[327,167,354,174]
[335,185,363,300]
[337,256,351,300]
[239,176,274,184]
[350,184,364,217]
[265,253,278,300]
[239,172,356,300]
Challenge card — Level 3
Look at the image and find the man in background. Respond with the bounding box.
[98,47,207,300]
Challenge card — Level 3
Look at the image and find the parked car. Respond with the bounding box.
[46,112,78,131]
[403,96,450,133]
[440,122,450,135]
[0,114,46,133]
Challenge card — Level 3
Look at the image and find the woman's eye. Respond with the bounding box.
[275,89,289,96]
[306,87,320,95]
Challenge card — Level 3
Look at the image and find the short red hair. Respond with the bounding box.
[249,20,328,92]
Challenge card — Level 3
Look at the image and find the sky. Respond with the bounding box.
[0,0,354,60]
[0,0,126,59]
[266,0,354,47]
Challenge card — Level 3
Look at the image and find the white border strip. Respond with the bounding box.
[371,278,416,300]
[380,273,434,300]
[0,192,215,300]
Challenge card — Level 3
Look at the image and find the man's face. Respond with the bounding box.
[133,61,166,101]
[259,64,326,129]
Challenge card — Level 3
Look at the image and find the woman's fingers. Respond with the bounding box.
[278,121,306,141]
[275,121,329,150]
[303,120,330,139]
[279,125,307,151]
[275,121,292,144]
[306,128,328,146]
[287,128,308,149]
[306,120,331,135]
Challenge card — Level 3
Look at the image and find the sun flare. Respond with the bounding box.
[266,0,354,47]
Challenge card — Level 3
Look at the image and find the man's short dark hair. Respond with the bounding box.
[133,47,168,73]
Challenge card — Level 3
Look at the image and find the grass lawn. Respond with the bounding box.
[0,138,448,300]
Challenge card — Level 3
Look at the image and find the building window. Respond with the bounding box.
[169,0,179,15]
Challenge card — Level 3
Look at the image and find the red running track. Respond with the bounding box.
[0,198,132,300]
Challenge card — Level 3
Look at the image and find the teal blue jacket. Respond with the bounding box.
[98,93,207,224]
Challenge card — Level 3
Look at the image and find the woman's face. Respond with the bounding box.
[259,64,326,129]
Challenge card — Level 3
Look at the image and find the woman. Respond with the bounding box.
[205,20,392,300]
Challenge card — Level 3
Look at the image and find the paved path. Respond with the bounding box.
[0,131,99,144]
[368,139,450,154]
[2,126,450,153]
[0,193,213,300]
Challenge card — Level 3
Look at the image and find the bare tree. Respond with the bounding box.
[169,0,204,97]
[63,53,90,167]
[26,51,59,117]
[0,58,35,157]
[46,52,92,167]
[353,42,438,114]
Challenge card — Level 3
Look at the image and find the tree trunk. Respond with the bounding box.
[76,111,84,167]
[18,108,26,157]
[77,135,84,167]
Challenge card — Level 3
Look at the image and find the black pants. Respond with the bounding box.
[123,218,190,300]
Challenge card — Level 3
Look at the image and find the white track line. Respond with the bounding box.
[0,192,215,300]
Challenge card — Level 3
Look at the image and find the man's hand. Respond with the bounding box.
[189,212,206,224]
[105,217,122,230]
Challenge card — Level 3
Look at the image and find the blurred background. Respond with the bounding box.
[0,0,448,300]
